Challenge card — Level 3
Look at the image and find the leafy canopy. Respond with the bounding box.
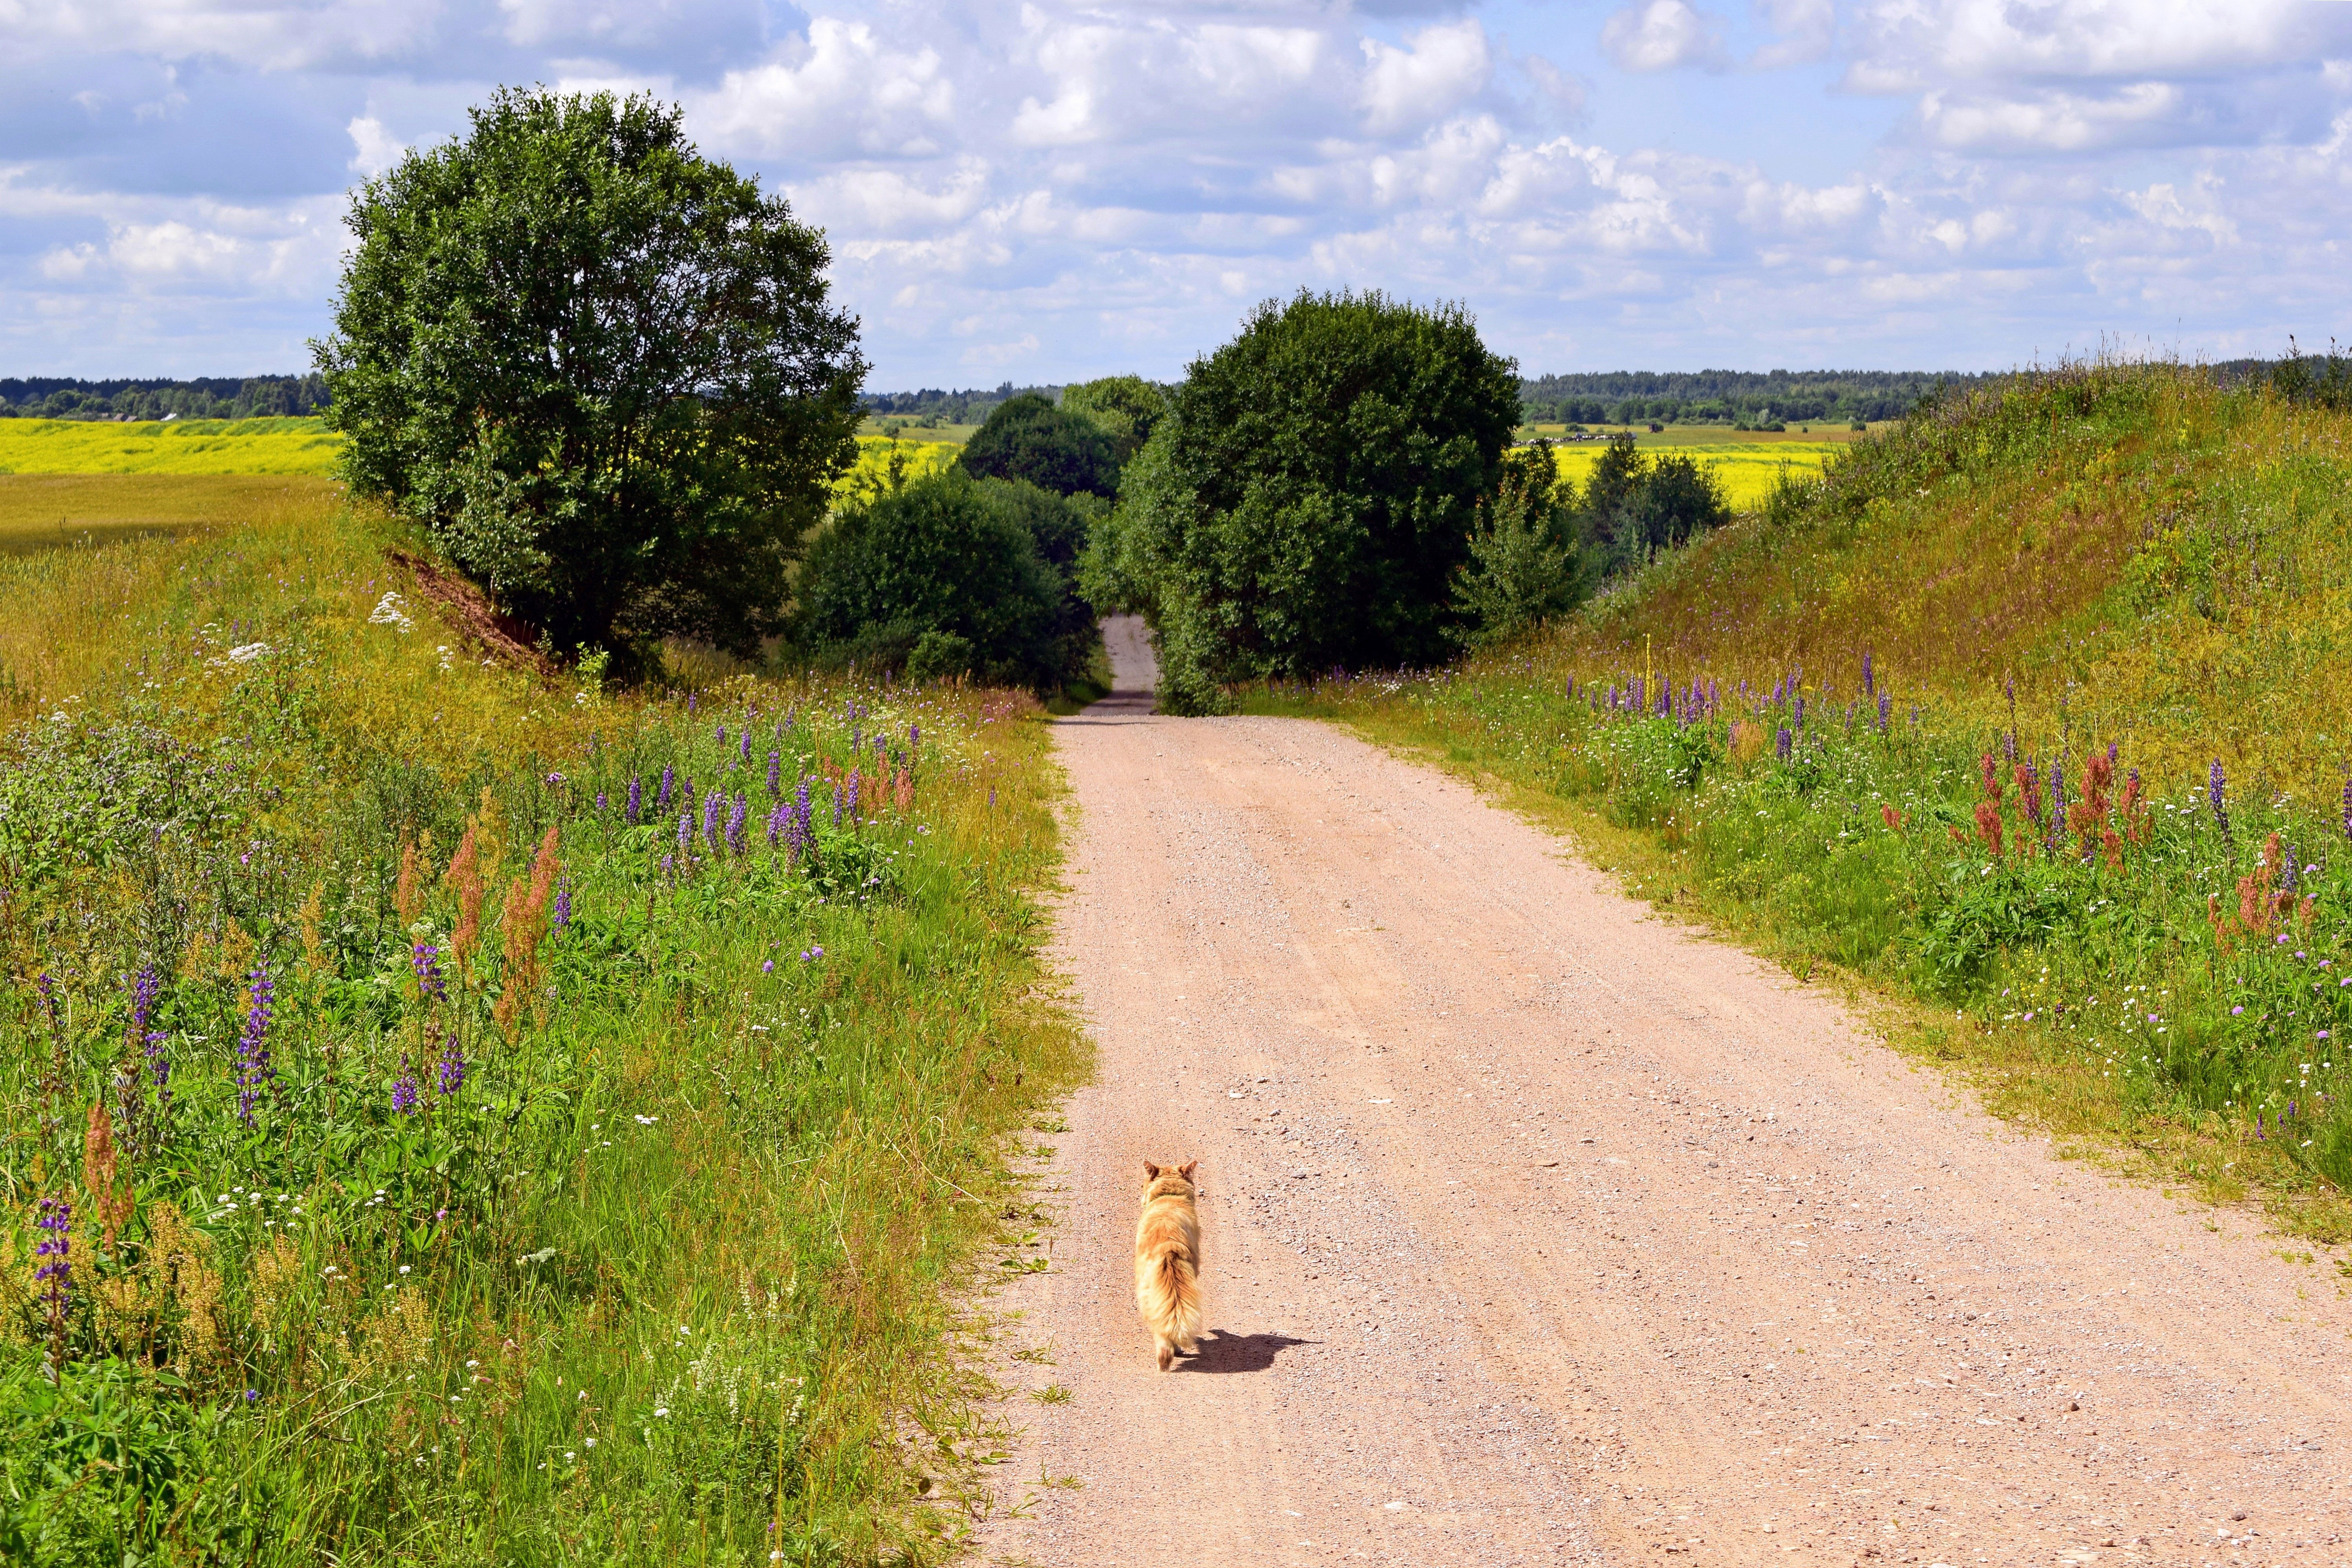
[956,392,1119,497]
[794,470,1098,691]
[1087,289,1520,712]
[1061,376,1170,464]
[315,87,867,665]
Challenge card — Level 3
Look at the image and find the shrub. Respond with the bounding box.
[794,470,1091,689]
[316,87,866,668]
[1101,289,1520,711]
[956,392,1120,497]
[1452,439,1587,646]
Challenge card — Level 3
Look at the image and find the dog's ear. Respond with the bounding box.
[1178,1160,1197,1181]
[1143,1161,1161,1180]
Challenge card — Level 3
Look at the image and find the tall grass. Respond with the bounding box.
[1258,360,2352,1243]
[0,497,1083,1563]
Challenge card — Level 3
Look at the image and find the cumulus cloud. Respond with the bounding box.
[347,116,406,176]
[1359,20,1492,135]
[1601,1,1726,74]
[4,0,2352,377]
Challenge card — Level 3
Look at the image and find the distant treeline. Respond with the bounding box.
[861,382,1062,427]
[1516,369,1996,429]
[0,375,330,421]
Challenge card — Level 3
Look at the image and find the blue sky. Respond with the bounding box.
[4,0,2348,386]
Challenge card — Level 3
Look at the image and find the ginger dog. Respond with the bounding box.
[1134,1160,1202,1371]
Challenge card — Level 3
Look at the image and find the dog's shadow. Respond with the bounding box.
[1176,1329,1316,1374]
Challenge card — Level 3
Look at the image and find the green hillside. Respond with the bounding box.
[1265,361,2352,1236]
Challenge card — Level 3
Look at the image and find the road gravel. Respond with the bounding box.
[971,616,2352,1567]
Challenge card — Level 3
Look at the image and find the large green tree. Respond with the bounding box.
[315,87,866,665]
[1088,289,1520,712]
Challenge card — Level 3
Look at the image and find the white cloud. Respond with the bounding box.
[6,0,2352,379]
[1919,82,2186,152]
[347,116,406,176]
[1359,20,1493,136]
[1750,0,1834,69]
[691,20,953,160]
[1601,0,1727,73]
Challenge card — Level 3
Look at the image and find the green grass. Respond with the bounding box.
[0,495,1086,1563]
[0,418,343,476]
[1254,362,2352,1251]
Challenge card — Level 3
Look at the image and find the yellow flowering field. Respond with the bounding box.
[0,416,343,475]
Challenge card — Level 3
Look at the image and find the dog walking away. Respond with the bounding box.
[1134,1160,1202,1371]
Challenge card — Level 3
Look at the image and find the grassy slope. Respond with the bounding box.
[0,489,1085,1563]
[1256,363,2352,1255]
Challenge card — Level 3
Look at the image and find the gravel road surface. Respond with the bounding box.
[971,616,2351,1567]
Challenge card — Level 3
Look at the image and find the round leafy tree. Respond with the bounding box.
[957,392,1119,496]
[1097,289,1520,711]
[794,470,1066,688]
[314,87,867,666]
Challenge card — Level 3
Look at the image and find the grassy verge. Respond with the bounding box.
[0,494,1086,1563]
[1248,362,2352,1256]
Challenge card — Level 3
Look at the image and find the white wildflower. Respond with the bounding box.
[368,591,416,633]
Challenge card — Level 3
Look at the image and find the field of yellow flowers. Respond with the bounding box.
[1265,361,2352,1240]
[0,488,1082,1562]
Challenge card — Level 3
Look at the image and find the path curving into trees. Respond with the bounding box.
[974,616,2352,1566]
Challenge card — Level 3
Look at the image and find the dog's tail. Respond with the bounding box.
[1136,1242,1202,1358]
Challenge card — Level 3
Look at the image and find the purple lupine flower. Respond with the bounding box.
[767,751,781,797]
[2255,1114,2266,1140]
[236,966,275,1127]
[687,691,697,715]
[2002,729,2017,762]
[795,777,813,844]
[596,789,608,813]
[2342,775,2351,841]
[716,722,727,750]
[1862,650,1874,696]
[1877,691,1891,733]
[34,1196,71,1311]
[436,1033,466,1096]
[627,776,643,824]
[2283,848,2299,895]
[412,942,447,1004]
[909,722,920,757]
[767,802,784,849]
[2049,753,2069,849]
[1776,726,1793,761]
[1793,695,1806,730]
[2209,759,2230,840]
[726,794,747,855]
[657,766,674,812]
[553,880,572,930]
[703,790,723,849]
[392,1057,420,1115]
[831,780,844,829]
[678,809,693,851]
[132,962,160,1035]
[2107,741,2118,765]
[740,729,752,764]
[847,768,862,820]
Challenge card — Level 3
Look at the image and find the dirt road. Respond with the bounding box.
[973,616,2351,1567]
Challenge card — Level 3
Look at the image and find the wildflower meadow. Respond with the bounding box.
[1261,360,2352,1240]
[0,492,1082,1563]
